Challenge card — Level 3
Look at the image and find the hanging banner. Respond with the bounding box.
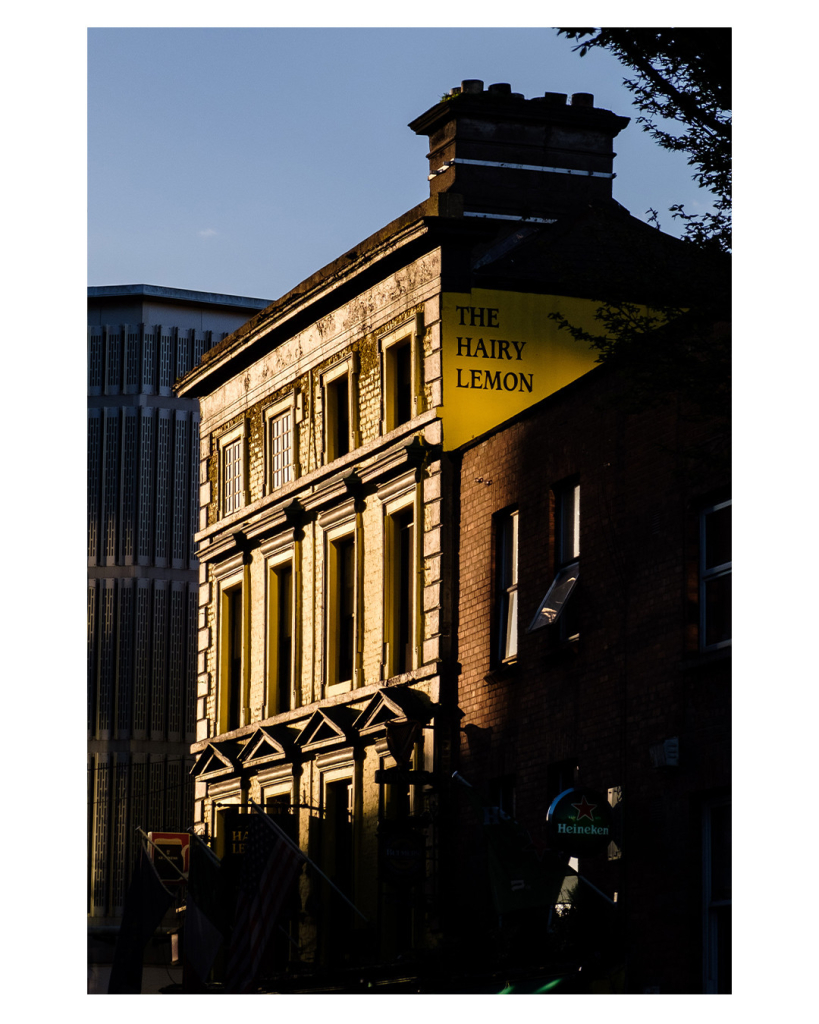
[147,831,191,884]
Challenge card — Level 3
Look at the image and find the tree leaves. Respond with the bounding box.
[557,28,731,252]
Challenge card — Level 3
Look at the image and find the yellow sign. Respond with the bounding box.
[439,289,602,450]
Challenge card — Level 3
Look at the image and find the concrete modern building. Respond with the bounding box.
[87,285,269,949]
[176,81,728,992]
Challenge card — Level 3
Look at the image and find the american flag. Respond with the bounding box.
[224,812,303,993]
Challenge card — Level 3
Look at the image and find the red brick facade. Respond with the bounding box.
[451,363,730,993]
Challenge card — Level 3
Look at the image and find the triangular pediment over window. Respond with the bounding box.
[353,686,433,736]
[238,726,290,768]
[190,742,238,780]
[295,707,353,752]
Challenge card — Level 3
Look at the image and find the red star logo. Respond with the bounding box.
[571,795,597,821]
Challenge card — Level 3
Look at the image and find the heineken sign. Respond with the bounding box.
[378,822,425,886]
[546,788,613,857]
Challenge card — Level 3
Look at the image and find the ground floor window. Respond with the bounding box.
[703,797,731,993]
[321,777,355,964]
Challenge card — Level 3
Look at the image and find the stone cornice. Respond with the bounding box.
[190,663,441,755]
[195,412,439,563]
[175,196,464,401]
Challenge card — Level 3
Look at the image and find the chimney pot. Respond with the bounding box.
[410,85,629,219]
[449,86,461,96]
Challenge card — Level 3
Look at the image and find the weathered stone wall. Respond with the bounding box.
[192,250,448,953]
[194,254,443,742]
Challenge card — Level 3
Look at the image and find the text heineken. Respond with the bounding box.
[546,788,615,857]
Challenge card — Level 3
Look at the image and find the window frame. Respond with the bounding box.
[318,764,357,962]
[217,421,247,518]
[556,479,580,568]
[261,777,296,814]
[487,775,516,820]
[320,767,355,880]
[527,480,580,637]
[321,355,359,464]
[383,491,419,679]
[494,508,519,665]
[214,561,249,735]
[210,792,243,860]
[264,397,297,494]
[527,560,580,632]
[324,518,359,695]
[266,547,297,717]
[259,779,300,963]
[699,499,732,652]
[380,316,423,435]
[377,745,419,822]
[702,795,731,993]
[259,774,298,838]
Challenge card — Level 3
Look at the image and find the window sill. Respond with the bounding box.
[484,659,519,685]
[325,679,353,698]
[538,636,580,662]
[679,645,732,672]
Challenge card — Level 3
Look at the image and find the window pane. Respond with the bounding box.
[559,483,580,563]
[395,340,413,426]
[328,376,350,459]
[709,802,732,902]
[394,509,414,674]
[276,564,293,712]
[338,537,355,682]
[715,905,732,994]
[224,439,243,513]
[227,587,242,730]
[499,515,517,588]
[704,503,731,570]
[488,776,516,818]
[546,761,577,805]
[266,794,297,841]
[496,511,518,661]
[704,799,732,994]
[270,412,292,489]
[504,588,518,659]
[324,780,354,953]
[527,561,579,631]
[704,571,731,648]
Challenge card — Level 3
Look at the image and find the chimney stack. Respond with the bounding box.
[409,82,630,222]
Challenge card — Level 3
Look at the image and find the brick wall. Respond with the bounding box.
[453,365,730,992]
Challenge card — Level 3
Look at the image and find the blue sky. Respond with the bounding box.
[6,16,814,1001]
[88,27,719,301]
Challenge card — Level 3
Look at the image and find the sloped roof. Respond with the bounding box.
[470,201,728,304]
[176,194,727,398]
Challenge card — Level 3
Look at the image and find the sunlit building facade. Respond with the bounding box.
[178,82,729,991]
